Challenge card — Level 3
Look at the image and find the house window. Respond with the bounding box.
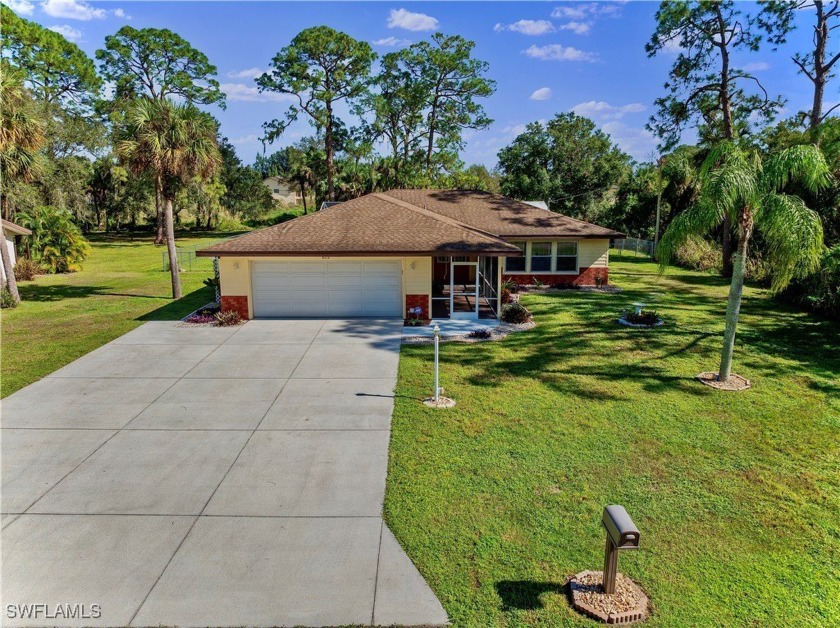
[505,242,526,272]
[530,242,552,272]
[556,241,578,272]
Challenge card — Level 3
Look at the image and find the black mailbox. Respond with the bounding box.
[602,505,640,549]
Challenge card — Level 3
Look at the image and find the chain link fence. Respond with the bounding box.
[612,237,656,258]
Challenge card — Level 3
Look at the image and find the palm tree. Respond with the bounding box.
[0,62,45,304]
[659,141,832,384]
[116,98,220,299]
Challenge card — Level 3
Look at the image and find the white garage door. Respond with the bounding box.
[251,260,402,317]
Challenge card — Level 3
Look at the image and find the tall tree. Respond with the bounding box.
[98,26,225,243]
[1,4,101,110]
[497,114,632,220]
[358,50,428,185]
[217,138,273,222]
[116,98,221,298]
[97,26,225,106]
[400,33,496,172]
[257,26,375,201]
[647,0,785,276]
[659,142,831,383]
[759,1,840,130]
[0,63,45,304]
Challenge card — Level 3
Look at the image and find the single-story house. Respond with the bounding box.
[197,190,623,320]
[263,176,303,206]
[1,219,32,281]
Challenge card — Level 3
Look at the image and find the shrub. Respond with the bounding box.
[623,308,660,325]
[779,245,840,319]
[468,328,492,339]
[0,288,17,309]
[214,214,248,232]
[531,276,546,289]
[672,235,722,272]
[214,310,243,326]
[16,206,91,273]
[501,278,519,293]
[501,302,532,324]
[13,257,40,281]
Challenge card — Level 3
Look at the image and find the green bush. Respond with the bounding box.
[16,206,91,273]
[501,302,532,324]
[780,245,840,319]
[0,288,17,309]
[13,257,40,281]
[672,235,722,272]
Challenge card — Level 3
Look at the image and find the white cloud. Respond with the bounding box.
[230,134,260,146]
[551,5,588,19]
[559,21,592,35]
[494,19,555,36]
[741,61,770,72]
[5,0,35,15]
[661,38,685,55]
[372,36,411,47]
[48,24,82,42]
[600,121,658,160]
[530,87,552,101]
[41,0,106,20]
[221,83,296,103]
[523,44,598,62]
[387,8,438,32]
[227,67,266,79]
[572,101,646,120]
[112,8,130,19]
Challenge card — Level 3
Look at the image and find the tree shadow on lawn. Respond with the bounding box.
[136,287,214,321]
[18,284,113,302]
[495,580,564,611]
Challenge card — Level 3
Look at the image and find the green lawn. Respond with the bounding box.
[386,255,839,627]
[0,231,240,397]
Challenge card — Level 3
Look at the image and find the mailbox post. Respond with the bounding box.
[601,505,640,594]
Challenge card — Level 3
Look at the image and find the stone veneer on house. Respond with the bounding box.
[405,294,430,320]
[503,267,608,287]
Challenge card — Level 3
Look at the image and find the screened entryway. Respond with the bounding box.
[431,256,499,319]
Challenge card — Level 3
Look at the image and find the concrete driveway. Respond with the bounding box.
[1,319,447,627]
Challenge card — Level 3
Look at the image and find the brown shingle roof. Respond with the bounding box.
[384,189,624,238]
[197,189,623,257]
[197,193,520,257]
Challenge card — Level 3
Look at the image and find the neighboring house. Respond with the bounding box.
[197,190,623,321]
[263,176,302,206]
[1,219,32,281]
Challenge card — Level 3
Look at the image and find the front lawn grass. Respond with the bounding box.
[386,255,839,626]
[1,231,241,397]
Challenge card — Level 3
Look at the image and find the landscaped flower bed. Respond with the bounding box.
[180,303,244,327]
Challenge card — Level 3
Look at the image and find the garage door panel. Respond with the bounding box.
[328,261,363,274]
[252,260,402,318]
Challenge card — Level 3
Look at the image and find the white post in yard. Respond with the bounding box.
[433,324,440,402]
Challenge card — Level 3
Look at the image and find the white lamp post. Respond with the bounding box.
[433,324,440,402]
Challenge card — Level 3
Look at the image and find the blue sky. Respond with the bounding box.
[8,0,830,165]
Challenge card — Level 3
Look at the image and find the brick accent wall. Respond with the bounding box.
[503,267,608,287]
[221,295,250,319]
[405,294,430,319]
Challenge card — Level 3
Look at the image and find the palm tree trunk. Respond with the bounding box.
[0,229,21,305]
[164,196,182,299]
[718,233,749,381]
[154,178,165,245]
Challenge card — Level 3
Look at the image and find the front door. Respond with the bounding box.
[450,260,479,319]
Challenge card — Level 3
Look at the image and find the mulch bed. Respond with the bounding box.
[567,570,649,624]
[696,371,751,391]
